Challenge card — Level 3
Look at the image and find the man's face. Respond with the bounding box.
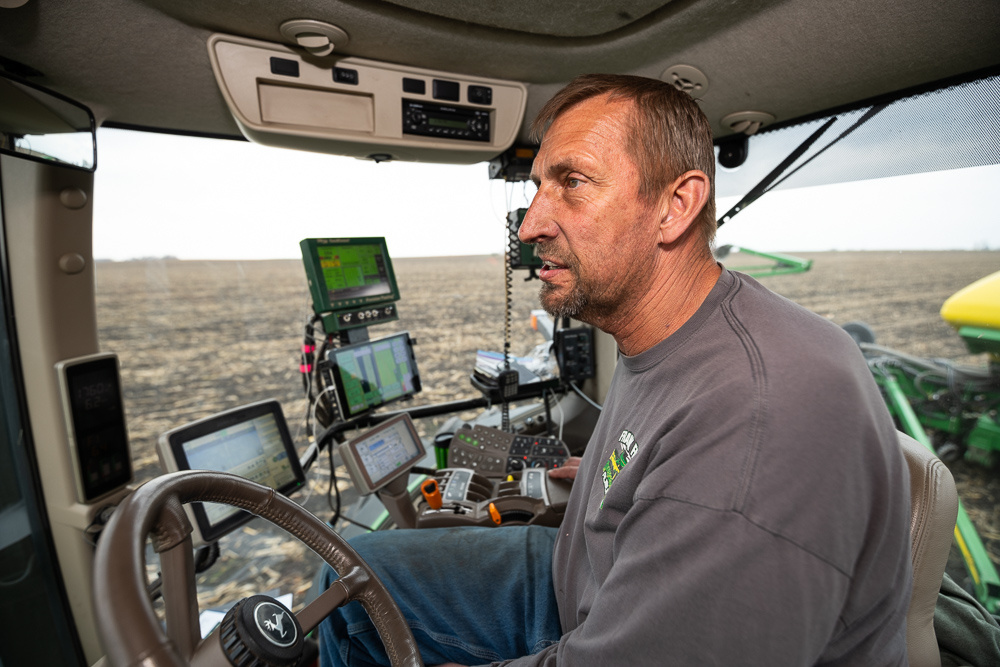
[519,96,662,325]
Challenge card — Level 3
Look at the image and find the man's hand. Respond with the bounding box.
[548,456,582,480]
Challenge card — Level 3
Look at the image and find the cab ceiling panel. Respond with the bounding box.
[378,0,672,37]
[0,0,239,135]
[0,0,998,145]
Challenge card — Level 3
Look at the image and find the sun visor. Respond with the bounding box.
[207,33,526,164]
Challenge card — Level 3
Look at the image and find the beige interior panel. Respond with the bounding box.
[1,155,130,665]
[259,84,375,133]
[208,33,527,163]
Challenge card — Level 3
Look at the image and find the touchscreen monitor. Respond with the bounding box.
[339,413,425,495]
[300,237,400,313]
[327,332,421,419]
[157,400,305,546]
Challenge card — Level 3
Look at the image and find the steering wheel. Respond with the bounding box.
[93,470,423,667]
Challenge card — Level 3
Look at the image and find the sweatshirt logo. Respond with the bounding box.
[600,430,639,506]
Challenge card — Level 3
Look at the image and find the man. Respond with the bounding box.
[319,74,912,666]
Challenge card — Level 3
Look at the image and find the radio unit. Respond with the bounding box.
[403,99,490,142]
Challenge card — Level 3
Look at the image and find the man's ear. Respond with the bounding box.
[657,170,710,245]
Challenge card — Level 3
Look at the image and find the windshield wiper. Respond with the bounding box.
[717,103,889,228]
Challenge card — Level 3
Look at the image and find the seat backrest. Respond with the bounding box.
[899,431,959,667]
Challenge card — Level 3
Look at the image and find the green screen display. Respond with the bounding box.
[301,238,400,316]
[318,244,392,302]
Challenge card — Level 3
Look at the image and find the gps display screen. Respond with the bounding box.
[317,243,393,302]
[328,332,421,419]
[158,400,304,543]
[182,412,298,526]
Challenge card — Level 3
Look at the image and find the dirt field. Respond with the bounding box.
[94,250,1000,611]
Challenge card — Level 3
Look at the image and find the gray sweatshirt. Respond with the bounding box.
[505,269,912,665]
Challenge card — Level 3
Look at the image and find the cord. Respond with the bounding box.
[501,205,517,432]
[310,386,338,444]
[325,444,376,533]
[570,381,603,411]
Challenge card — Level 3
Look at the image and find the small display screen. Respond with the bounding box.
[329,333,421,418]
[160,400,305,543]
[64,357,132,501]
[428,117,467,129]
[343,414,425,493]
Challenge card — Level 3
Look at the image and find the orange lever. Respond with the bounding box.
[488,502,502,526]
[421,478,442,510]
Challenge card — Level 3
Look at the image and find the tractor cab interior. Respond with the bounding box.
[1,1,999,666]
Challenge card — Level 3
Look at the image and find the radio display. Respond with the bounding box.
[429,117,467,129]
[402,99,490,143]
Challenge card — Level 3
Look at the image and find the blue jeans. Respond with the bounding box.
[318,525,561,667]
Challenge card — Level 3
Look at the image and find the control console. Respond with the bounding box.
[447,425,569,477]
[415,466,573,530]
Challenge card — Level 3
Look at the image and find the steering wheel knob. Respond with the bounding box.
[220,594,303,667]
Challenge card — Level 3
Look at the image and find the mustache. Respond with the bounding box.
[534,243,575,268]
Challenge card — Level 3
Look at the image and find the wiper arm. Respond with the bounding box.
[717,102,888,228]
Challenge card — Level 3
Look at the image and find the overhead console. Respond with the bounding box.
[207,34,527,163]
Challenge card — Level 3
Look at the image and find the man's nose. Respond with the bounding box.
[518,192,556,244]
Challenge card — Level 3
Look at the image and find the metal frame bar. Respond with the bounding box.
[881,373,1000,613]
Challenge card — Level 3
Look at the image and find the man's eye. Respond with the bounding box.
[567,178,581,188]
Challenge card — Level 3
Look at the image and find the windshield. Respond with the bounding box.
[92,71,1000,617]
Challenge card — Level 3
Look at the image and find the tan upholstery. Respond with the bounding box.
[900,432,959,667]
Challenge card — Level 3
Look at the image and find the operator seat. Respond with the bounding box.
[899,431,959,667]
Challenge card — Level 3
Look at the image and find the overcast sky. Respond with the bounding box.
[92,128,999,260]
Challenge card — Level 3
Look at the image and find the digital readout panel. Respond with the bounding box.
[60,355,132,502]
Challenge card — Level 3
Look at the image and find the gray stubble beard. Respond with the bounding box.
[539,280,589,320]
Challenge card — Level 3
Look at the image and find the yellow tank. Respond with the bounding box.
[941,270,1000,331]
[941,270,1000,357]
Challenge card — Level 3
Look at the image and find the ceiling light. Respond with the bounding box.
[720,110,775,136]
[279,20,349,57]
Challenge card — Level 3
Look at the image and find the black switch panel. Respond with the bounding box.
[468,85,493,105]
[334,67,359,85]
[269,57,300,77]
[403,78,426,94]
[433,79,460,101]
[554,327,596,383]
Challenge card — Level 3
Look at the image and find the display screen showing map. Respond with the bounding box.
[318,243,392,302]
[330,333,420,418]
